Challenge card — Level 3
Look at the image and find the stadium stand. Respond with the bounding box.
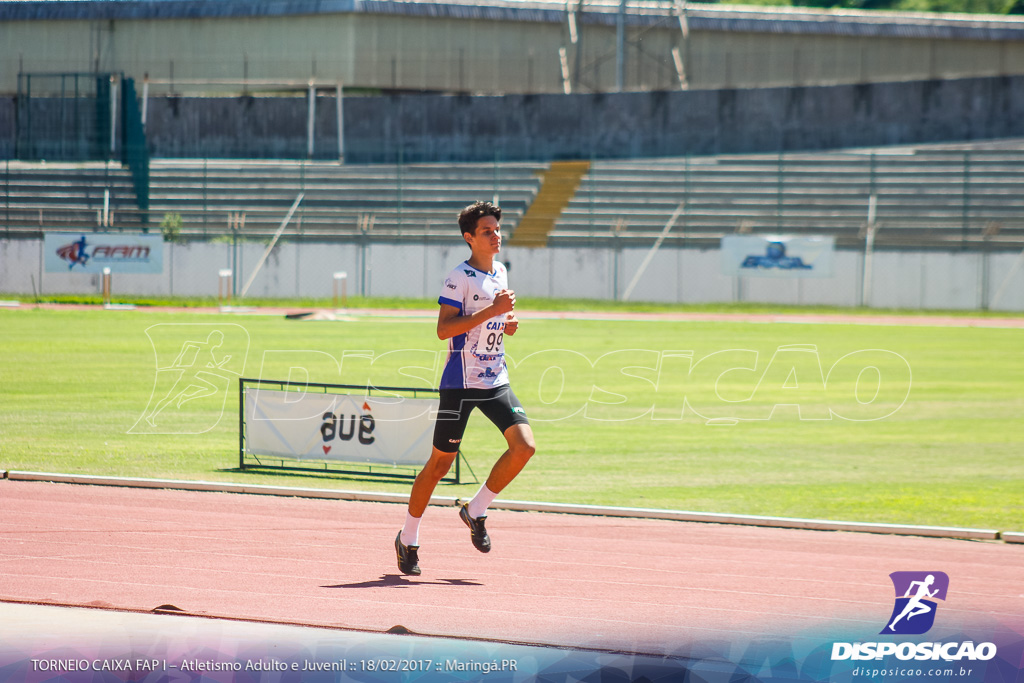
[145,160,544,239]
[3,140,1023,250]
[1,159,545,239]
[1,161,142,233]
[509,161,591,248]
[552,142,1024,249]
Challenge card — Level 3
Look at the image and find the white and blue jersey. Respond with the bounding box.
[438,261,510,390]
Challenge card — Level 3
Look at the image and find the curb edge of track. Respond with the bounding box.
[4,470,1018,543]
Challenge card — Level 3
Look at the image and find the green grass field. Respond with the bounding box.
[2,303,1022,532]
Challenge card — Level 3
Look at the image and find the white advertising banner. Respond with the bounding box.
[44,232,164,274]
[244,388,438,466]
[721,235,835,278]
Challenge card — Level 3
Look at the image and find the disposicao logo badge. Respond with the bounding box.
[881,571,949,635]
[832,571,995,664]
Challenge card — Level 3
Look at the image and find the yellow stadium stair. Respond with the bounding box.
[508,160,591,248]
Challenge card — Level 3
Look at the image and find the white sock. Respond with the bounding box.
[400,512,421,547]
[468,484,498,519]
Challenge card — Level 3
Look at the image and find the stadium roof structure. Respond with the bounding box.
[3,0,1024,41]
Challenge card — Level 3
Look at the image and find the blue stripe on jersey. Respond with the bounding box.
[438,295,462,311]
[440,332,467,389]
[463,262,495,276]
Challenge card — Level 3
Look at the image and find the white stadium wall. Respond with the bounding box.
[3,238,1022,311]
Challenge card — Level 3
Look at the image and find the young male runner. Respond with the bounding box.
[395,201,536,576]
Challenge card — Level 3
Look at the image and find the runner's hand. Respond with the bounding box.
[504,313,519,336]
[493,289,515,314]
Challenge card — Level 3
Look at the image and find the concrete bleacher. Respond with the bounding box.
[553,142,1024,249]
[3,141,1023,250]
[1,159,545,239]
[146,160,545,239]
[1,161,144,233]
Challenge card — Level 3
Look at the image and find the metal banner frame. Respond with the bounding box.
[239,377,470,484]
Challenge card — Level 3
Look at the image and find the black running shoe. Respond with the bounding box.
[457,500,491,553]
[395,531,421,576]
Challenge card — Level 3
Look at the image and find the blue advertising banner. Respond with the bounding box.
[722,234,835,278]
[44,232,164,274]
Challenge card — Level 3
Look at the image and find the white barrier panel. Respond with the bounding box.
[9,237,1019,310]
[721,235,835,278]
[244,387,437,466]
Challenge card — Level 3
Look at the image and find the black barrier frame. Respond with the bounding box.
[239,377,471,484]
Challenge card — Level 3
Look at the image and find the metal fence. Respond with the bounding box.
[13,73,150,229]
[15,73,109,162]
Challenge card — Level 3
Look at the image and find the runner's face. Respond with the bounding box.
[466,215,501,256]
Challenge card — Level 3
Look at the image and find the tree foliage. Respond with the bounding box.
[735,0,1021,13]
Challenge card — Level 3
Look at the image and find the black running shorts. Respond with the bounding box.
[432,385,529,453]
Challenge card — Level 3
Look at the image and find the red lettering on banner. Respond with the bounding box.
[92,245,150,259]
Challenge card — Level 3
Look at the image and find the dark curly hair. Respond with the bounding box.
[457,201,502,236]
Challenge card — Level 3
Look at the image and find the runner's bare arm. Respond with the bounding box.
[437,290,515,340]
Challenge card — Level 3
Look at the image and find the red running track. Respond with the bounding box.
[1,479,1022,656]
